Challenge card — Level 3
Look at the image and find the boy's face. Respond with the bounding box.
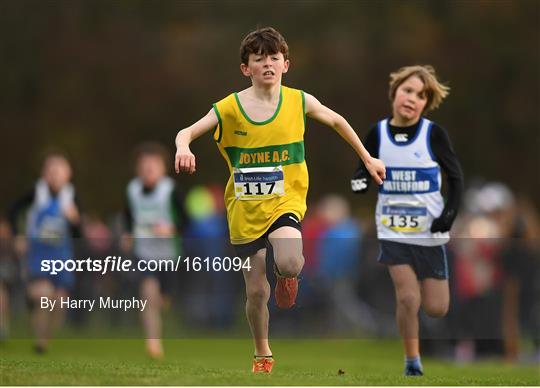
[137,154,166,187]
[392,75,427,123]
[42,156,72,192]
[240,52,289,86]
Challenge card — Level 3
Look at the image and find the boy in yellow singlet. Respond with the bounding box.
[175,27,385,373]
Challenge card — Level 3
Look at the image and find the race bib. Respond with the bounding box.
[381,200,429,233]
[37,215,66,245]
[233,166,285,200]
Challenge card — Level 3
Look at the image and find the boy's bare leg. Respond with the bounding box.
[140,276,163,357]
[0,283,9,338]
[388,265,421,358]
[242,248,272,356]
[421,278,449,318]
[27,279,55,350]
[501,276,520,361]
[51,288,69,333]
[268,226,303,309]
[268,227,304,277]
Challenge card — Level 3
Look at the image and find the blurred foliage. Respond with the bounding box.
[1,0,538,217]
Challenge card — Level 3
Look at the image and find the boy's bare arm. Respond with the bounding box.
[175,109,219,174]
[304,93,386,185]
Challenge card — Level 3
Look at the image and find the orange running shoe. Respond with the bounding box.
[252,356,274,373]
[274,265,298,309]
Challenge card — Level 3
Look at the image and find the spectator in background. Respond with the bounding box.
[70,214,113,327]
[485,187,540,362]
[182,184,236,329]
[123,142,189,359]
[450,182,513,361]
[7,153,82,353]
[301,200,331,277]
[317,194,362,280]
[316,194,366,331]
[0,218,18,341]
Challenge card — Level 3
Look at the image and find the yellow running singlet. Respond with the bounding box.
[213,86,308,244]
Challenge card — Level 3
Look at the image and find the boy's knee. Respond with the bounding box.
[246,284,270,304]
[140,277,160,296]
[423,302,449,318]
[397,292,420,312]
[27,282,54,302]
[276,255,304,277]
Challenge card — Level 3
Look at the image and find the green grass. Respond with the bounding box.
[1,339,538,385]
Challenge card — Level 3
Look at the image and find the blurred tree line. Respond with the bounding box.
[1,0,538,217]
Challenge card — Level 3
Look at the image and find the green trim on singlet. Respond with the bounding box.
[212,103,223,143]
[234,86,283,125]
[300,90,306,129]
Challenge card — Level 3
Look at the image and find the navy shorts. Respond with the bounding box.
[378,240,448,280]
[135,260,178,295]
[28,259,75,291]
[233,213,302,258]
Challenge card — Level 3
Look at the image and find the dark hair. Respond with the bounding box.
[39,148,71,167]
[133,142,170,167]
[239,27,289,65]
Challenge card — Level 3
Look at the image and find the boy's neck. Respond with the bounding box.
[389,116,419,127]
[249,83,281,102]
[45,183,64,195]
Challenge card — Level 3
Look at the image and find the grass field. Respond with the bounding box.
[1,338,538,385]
